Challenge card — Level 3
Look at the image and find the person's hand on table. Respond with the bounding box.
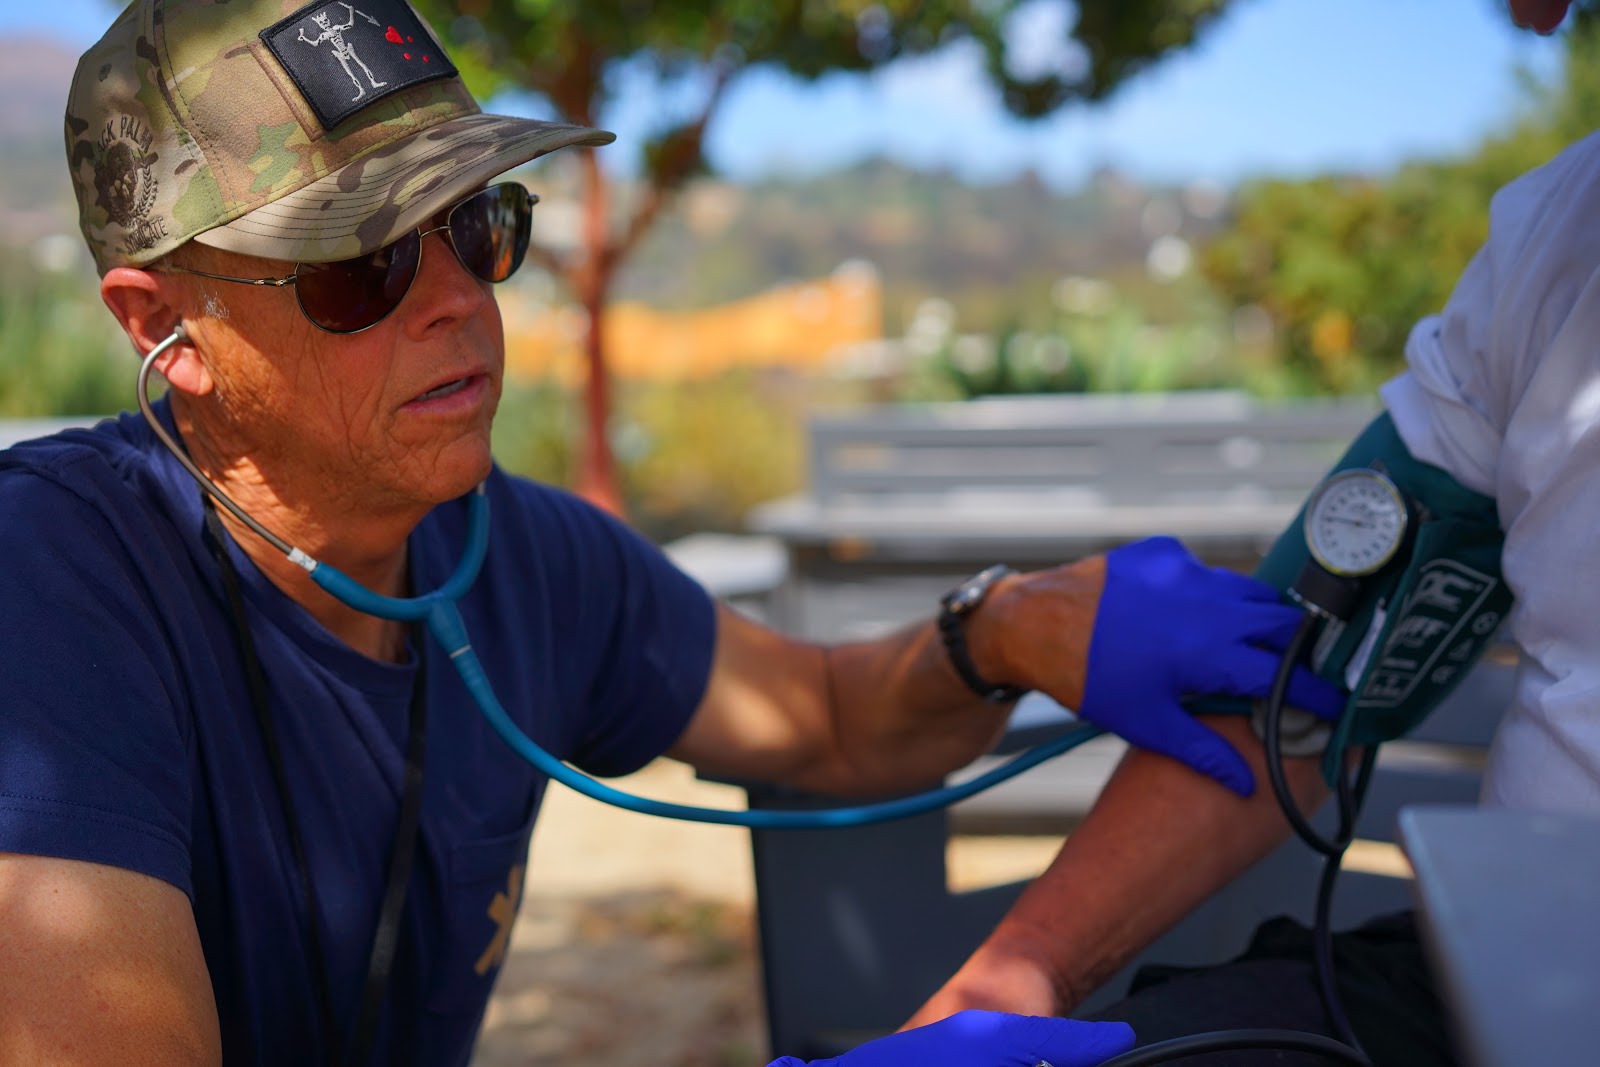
[766,1009,1136,1067]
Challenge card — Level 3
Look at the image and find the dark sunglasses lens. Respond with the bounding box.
[295,234,421,333]
[448,184,532,284]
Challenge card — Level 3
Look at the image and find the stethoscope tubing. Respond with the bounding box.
[436,590,1101,827]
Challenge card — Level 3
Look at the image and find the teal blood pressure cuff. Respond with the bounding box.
[1203,412,1513,786]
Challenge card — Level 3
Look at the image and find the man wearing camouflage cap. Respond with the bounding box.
[0,1,1344,1063]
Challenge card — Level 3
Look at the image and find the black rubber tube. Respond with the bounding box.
[1092,1027,1373,1066]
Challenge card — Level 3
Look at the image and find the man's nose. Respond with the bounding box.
[402,228,487,334]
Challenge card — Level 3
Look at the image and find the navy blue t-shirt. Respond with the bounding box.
[0,405,716,1065]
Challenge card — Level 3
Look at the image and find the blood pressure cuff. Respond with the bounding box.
[1200,412,1513,786]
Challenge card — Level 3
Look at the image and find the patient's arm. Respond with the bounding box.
[903,715,1333,1028]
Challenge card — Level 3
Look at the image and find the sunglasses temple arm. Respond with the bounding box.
[170,266,296,287]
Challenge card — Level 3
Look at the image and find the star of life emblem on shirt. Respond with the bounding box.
[474,864,525,976]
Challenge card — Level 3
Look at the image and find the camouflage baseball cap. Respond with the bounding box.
[65,0,614,274]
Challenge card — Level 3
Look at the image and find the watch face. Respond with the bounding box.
[946,565,1008,614]
[952,576,986,611]
[1303,469,1408,577]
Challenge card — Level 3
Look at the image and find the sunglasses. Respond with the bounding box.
[165,182,536,334]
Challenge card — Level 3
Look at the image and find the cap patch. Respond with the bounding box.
[260,0,458,131]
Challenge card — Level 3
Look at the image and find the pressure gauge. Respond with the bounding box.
[1302,469,1409,578]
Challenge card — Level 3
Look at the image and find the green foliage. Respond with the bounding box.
[1200,17,1600,394]
[616,371,807,540]
[491,371,819,539]
[907,277,1243,400]
[0,251,130,417]
[995,0,1230,115]
[420,0,1236,132]
[489,380,579,486]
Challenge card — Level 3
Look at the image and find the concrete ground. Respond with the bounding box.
[469,759,1062,1066]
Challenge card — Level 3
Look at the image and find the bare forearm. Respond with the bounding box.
[675,556,1096,798]
[808,619,1012,796]
[815,557,1104,797]
[908,716,1331,1023]
[674,603,1019,797]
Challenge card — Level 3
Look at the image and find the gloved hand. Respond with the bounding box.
[1081,536,1346,797]
[766,1009,1136,1067]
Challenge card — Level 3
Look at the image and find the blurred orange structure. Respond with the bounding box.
[501,264,882,383]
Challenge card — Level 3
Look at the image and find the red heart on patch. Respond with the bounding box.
[385,26,403,44]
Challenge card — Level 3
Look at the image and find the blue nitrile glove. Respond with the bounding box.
[766,1010,1136,1067]
[1081,536,1347,797]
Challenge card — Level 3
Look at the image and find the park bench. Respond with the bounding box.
[734,392,1514,1056]
[746,390,1383,637]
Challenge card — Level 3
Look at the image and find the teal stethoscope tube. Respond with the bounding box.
[324,516,1104,828]
[141,328,1101,829]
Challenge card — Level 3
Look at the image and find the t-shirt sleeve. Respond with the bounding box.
[509,482,716,778]
[1381,129,1600,499]
[0,468,194,895]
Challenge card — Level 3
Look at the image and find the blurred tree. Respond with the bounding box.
[415,0,1235,513]
[1201,7,1600,393]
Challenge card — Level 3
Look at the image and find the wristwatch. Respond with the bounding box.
[938,564,1027,704]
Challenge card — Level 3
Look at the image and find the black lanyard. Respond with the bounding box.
[203,499,427,1067]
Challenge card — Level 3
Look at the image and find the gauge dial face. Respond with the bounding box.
[1303,470,1408,577]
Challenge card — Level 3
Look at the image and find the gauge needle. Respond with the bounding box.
[1324,515,1370,527]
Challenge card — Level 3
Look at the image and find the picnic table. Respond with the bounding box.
[1400,806,1600,1067]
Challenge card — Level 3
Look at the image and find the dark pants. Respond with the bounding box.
[1082,912,1462,1066]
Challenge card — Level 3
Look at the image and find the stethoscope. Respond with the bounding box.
[139,325,1102,830]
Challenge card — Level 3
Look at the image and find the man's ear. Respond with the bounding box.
[100,266,214,397]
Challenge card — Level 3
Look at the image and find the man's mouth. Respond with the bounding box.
[415,376,474,402]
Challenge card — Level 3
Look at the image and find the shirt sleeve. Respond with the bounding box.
[1378,131,1600,812]
[0,467,194,894]
[1380,129,1600,501]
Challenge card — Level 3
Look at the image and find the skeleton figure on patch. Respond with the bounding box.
[297,2,387,102]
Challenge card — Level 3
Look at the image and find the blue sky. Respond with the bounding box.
[8,0,1568,189]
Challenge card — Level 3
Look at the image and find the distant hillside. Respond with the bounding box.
[610,159,1231,332]
[0,35,80,239]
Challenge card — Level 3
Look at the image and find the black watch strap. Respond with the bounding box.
[938,564,1027,704]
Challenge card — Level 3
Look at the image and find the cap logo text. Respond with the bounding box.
[93,114,168,254]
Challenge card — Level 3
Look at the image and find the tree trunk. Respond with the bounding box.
[553,45,726,520]
[572,147,623,517]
